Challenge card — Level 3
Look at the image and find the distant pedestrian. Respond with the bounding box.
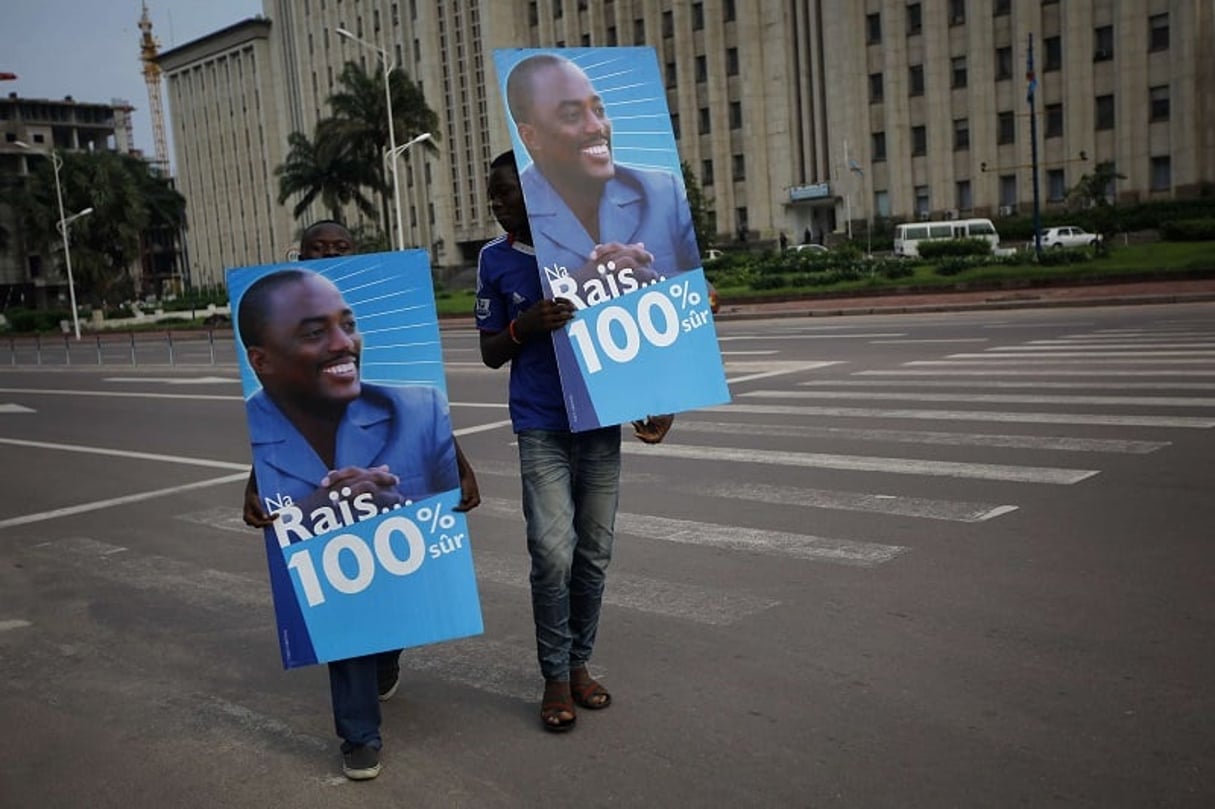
[779,232,789,252]
[803,227,813,245]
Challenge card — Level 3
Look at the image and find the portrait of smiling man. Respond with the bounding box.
[236,261,480,780]
[505,52,701,291]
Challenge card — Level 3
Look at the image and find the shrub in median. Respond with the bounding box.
[1160,218,1215,242]
[918,238,994,259]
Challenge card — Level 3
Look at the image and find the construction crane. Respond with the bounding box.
[138,1,170,173]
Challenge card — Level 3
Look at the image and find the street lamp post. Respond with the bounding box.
[383,132,432,249]
[335,27,403,250]
[16,141,91,339]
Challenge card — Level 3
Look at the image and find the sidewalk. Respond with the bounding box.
[714,276,1215,320]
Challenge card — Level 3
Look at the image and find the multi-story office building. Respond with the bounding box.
[825,0,1214,222]
[159,17,298,289]
[160,0,1214,288]
[0,95,136,309]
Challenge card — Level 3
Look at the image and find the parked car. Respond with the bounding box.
[1039,226,1101,249]
[703,248,725,261]
[791,243,829,254]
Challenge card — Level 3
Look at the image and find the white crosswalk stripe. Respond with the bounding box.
[742,388,1215,407]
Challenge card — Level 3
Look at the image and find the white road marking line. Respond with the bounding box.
[0,386,240,401]
[0,620,32,632]
[621,443,1097,484]
[801,378,1215,391]
[104,376,240,384]
[870,338,990,344]
[470,544,780,625]
[719,333,905,341]
[955,351,1215,358]
[981,342,1215,349]
[453,419,513,436]
[858,369,1215,377]
[720,350,780,355]
[983,322,1095,329]
[1024,341,1215,348]
[670,419,1169,454]
[742,389,1215,407]
[0,404,35,414]
[905,359,1215,366]
[666,481,1017,522]
[30,537,268,609]
[402,637,538,702]
[0,473,250,529]
[709,402,1215,429]
[808,379,1215,391]
[0,436,250,470]
[728,361,842,384]
[478,497,905,566]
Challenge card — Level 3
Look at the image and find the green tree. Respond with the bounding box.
[279,61,439,239]
[275,119,379,221]
[1067,160,1127,254]
[15,151,184,305]
[681,161,716,256]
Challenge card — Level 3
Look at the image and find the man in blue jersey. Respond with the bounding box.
[475,150,673,732]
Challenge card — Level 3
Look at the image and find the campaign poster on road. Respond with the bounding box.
[493,46,730,431]
[227,250,482,669]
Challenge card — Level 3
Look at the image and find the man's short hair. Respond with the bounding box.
[490,150,517,172]
[505,53,575,124]
[299,219,352,243]
[238,269,313,348]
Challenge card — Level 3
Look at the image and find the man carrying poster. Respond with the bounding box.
[231,224,481,781]
[493,47,730,431]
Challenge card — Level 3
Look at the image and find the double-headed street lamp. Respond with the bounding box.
[16,140,92,339]
[383,132,432,248]
[334,26,406,251]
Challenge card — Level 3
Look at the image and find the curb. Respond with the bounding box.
[713,291,1215,321]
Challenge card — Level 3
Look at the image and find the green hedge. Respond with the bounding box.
[918,238,994,259]
[2,308,73,333]
[1160,218,1215,242]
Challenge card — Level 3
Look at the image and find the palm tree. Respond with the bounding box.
[275,118,379,221]
[324,61,440,236]
[15,150,184,305]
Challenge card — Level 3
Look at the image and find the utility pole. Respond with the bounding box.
[1027,34,1042,258]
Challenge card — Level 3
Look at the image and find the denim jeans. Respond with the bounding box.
[327,648,400,751]
[518,427,621,681]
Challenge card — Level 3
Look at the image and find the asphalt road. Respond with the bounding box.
[1,302,1213,808]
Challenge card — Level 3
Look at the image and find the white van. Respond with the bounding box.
[893,218,1000,258]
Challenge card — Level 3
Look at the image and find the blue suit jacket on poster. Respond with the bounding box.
[520,162,701,282]
[248,382,459,517]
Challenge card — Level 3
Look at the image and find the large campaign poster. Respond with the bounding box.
[493,47,730,431]
[227,250,483,669]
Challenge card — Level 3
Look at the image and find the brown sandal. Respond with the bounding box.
[541,680,576,732]
[570,667,612,710]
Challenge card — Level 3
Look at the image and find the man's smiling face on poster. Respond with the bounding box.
[519,59,615,186]
[250,273,363,408]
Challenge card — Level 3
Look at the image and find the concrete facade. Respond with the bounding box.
[159,18,296,289]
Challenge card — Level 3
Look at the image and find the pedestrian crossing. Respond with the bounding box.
[10,314,1215,724]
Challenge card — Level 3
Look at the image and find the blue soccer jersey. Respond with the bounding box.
[474,235,571,432]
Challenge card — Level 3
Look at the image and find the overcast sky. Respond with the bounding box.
[2,0,262,168]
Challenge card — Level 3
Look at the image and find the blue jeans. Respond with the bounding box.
[518,427,621,682]
[327,649,400,751]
